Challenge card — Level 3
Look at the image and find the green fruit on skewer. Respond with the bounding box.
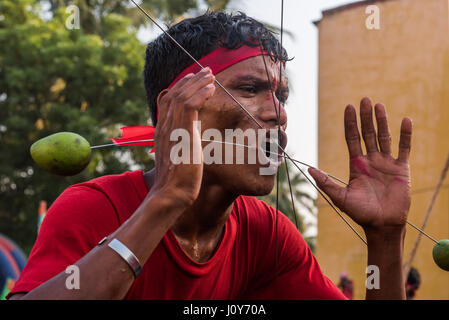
[30,132,91,176]
[433,239,449,271]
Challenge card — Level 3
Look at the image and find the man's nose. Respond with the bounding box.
[258,98,287,129]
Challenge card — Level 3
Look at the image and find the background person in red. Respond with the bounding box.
[8,11,412,300]
[337,272,354,300]
[406,267,421,300]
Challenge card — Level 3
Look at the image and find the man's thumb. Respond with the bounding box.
[308,167,346,206]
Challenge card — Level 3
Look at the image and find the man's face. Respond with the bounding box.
[198,55,289,196]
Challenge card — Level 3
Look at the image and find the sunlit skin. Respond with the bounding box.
[11,55,412,300]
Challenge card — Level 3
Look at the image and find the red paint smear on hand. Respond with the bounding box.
[351,157,372,177]
[394,177,408,184]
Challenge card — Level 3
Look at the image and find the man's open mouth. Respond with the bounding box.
[261,129,288,162]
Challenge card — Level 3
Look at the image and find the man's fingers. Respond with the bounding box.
[344,104,363,158]
[171,71,196,91]
[179,83,216,164]
[178,83,216,138]
[175,67,215,103]
[181,83,216,121]
[374,103,392,156]
[169,68,215,128]
[397,117,413,163]
[158,73,195,127]
[308,167,346,208]
[360,97,379,154]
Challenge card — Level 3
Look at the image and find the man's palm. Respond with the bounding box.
[309,97,412,230]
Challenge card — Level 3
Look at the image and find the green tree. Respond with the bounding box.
[45,0,235,33]
[0,0,152,252]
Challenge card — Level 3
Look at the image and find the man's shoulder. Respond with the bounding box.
[234,195,301,242]
[234,195,273,218]
[67,170,145,202]
[50,170,147,226]
[71,170,145,193]
[233,195,286,232]
[234,195,287,222]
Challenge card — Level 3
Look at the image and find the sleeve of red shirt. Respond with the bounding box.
[7,185,119,298]
[244,199,348,300]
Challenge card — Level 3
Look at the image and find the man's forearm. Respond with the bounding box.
[365,226,406,300]
[16,192,185,300]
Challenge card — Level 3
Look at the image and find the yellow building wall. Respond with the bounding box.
[316,0,449,299]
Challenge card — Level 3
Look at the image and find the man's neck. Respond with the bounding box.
[143,169,236,262]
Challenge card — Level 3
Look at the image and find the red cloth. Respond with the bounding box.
[168,45,268,89]
[110,126,155,152]
[8,171,346,300]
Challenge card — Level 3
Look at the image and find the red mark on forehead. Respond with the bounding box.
[265,68,280,87]
[351,157,372,177]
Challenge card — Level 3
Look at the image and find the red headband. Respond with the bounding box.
[168,45,268,88]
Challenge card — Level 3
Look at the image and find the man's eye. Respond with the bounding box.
[239,86,257,94]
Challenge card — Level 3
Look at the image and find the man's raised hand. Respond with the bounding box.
[151,67,216,208]
[309,97,412,232]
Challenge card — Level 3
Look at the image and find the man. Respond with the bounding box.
[8,12,412,300]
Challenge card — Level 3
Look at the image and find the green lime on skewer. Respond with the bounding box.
[30,132,91,176]
[433,239,449,271]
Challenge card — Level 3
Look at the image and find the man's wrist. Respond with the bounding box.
[364,225,406,246]
[364,224,406,300]
[143,189,189,219]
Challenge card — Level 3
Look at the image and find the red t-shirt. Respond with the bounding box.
[8,170,346,300]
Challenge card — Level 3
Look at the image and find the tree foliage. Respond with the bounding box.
[0,0,154,252]
[45,0,234,32]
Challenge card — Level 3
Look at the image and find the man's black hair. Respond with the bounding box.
[144,11,289,126]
